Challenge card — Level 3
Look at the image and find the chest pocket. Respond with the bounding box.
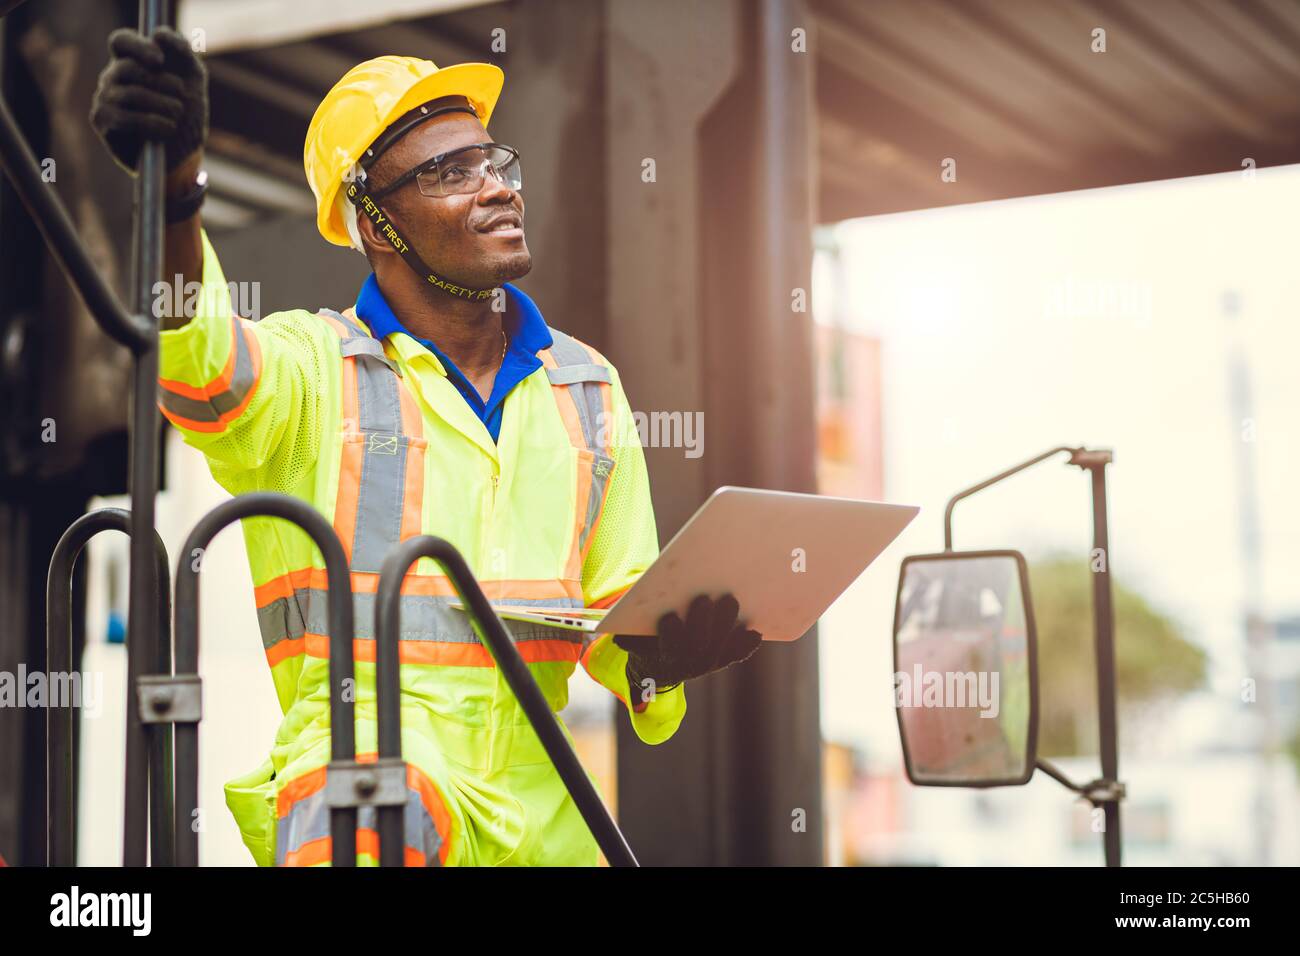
[545,329,618,566]
[318,309,427,574]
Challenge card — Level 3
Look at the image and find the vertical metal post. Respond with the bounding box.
[149,550,174,868]
[122,0,167,866]
[1085,456,1122,867]
[374,549,405,867]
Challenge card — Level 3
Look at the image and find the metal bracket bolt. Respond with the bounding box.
[1080,778,1126,805]
[325,758,407,809]
[136,674,202,724]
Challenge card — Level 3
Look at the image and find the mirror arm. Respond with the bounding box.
[1037,758,1126,806]
[943,447,1083,550]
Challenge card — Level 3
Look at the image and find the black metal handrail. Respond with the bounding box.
[378,537,640,867]
[169,492,357,866]
[1,0,170,867]
[0,94,150,349]
[45,507,173,867]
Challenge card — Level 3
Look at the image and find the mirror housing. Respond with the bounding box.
[892,550,1039,787]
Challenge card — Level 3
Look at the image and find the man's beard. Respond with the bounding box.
[489,249,533,283]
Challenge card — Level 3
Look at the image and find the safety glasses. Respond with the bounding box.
[368,142,522,199]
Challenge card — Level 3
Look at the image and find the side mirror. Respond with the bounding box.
[892,550,1039,787]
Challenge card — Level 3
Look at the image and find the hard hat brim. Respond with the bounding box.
[316,62,504,247]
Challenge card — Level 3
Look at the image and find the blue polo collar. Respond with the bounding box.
[355,272,553,362]
[353,273,554,437]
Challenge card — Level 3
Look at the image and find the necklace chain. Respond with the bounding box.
[500,328,508,363]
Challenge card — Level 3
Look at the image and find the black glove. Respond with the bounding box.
[614,593,762,697]
[90,26,208,173]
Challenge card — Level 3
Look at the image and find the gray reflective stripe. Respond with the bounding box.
[545,363,611,386]
[354,346,403,433]
[341,336,399,373]
[547,330,597,450]
[548,329,607,453]
[275,783,443,866]
[257,589,584,652]
[547,329,617,551]
[320,308,411,574]
[350,433,408,572]
[256,593,308,649]
[580,451,616,554]
[320,307,368,338]
[159,317,257,423]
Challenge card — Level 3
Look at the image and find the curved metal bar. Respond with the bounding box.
[943,446,1082,550]
[45,508,172,867]
[1035,757,1084,793]
[173,492,354,866]
[0,91,148,351]
[377,536,640,868]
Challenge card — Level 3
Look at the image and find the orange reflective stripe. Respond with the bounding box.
[280,835,330,867]
[404,763,453,864]
[158,314,249,400]
[281,831,427,867]
[315,311,352,343]
[158,318,263,433]
[277,765,327,817]
[266,636,306,668]
[335,363,362,564]
[277,753,453,866]
[542,347,603,581]
[253,567,313,606]
[567,458,594,581]
[540,350,587,451]
[588,584,632,611]
[253,567,582,607]
[298,633,582,667]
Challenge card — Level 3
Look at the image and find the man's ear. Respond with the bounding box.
[355,206,395,260]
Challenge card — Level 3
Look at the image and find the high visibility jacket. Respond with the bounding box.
[158,230,684,865]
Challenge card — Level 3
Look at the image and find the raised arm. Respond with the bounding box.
[90,25,207,327]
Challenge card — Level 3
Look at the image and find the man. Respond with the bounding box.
[90,28,762,866]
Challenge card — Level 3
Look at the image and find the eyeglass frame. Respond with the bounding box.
[366,141,522,200]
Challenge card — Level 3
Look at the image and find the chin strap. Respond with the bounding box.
[346,179,498,302]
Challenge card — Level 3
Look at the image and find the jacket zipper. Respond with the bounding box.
[481,469,499,579]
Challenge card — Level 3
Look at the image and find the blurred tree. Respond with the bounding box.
[1285,720,1300,779]
[1028,556,1207,756]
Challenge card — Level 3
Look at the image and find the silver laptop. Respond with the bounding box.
[450,485,919,642]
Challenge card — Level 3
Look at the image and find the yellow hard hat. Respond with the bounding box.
[304,55,504,247]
